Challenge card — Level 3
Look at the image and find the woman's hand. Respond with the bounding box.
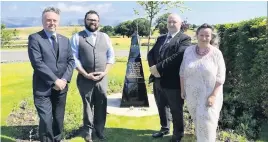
[207,95,216,107]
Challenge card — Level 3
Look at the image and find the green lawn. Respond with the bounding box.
[1,63,33,125]
[1,61,167,142]
[1,61,265,142]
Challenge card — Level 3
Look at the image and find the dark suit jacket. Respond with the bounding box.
[147,34,166,83]
[147,31,191,89]
[28,30,75,96]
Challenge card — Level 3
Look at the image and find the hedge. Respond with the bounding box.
[215,17,267,139]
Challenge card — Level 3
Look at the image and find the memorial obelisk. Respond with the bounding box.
[120,31,149,107]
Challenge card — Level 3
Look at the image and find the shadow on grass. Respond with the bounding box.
[1,135,15,142]
[1,125,38,141]
[66,127,195,142]
[1,125,195,142]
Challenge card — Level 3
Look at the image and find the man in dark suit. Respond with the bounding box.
[28,7,74,142]
[148,13,191,142]
[148,31,172,139]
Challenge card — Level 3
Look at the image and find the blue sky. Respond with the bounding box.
[1,1,267,26]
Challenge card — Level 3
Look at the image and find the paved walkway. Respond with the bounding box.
[107,93,158,117]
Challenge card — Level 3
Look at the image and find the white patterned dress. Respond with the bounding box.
[179,45,226,142]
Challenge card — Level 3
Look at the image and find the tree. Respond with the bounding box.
[135,1,189,54]
[114,20,132,38]
[100,25,115,36]
[154,13,170,34]
[1,24,13,47]
[192,24,197,29]
[132,18,150,37]
[181,20,190,32]
[114,19,150,38]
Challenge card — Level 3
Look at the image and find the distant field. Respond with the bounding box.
[6,26,84,39]
[6,26,195,39]
[3,26,195,51]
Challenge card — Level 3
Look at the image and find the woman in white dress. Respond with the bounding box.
[179,23,226,142]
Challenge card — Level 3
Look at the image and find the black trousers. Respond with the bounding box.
[161,87,184,140]
[34,89,67,142]
[153,79,172,131]
[77,74,108,137]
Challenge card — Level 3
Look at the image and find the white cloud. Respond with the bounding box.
[70,1,86,3]
[56,2,114,14]
[9,5,17,11]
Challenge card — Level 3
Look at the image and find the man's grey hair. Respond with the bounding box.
[42,7,60,16]
[168,13,182,23]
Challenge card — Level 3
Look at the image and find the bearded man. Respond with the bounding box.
[70,10,115,142]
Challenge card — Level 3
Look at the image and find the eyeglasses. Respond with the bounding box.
[86,19,99,22]
[168,21,178,24]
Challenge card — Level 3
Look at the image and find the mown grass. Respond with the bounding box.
[1,62,33,125]
[0,59,151,123]
[0,59,158,141]
[2,61,263,142]
[2,27,263,141]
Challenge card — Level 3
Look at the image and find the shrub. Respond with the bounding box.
[216,17,267,139]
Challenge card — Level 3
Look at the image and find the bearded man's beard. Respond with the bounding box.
[85,23,98,32]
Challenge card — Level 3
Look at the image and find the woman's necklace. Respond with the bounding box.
[196,45,210,56]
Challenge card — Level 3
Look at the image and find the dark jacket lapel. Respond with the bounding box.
[159,31,183,58]
[168,30,183,46]
[57,34,63,60]
[158,34,167,52]
[159,34,167,46]
[40,30,56,58]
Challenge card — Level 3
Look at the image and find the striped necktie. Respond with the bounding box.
[159,34,172,53]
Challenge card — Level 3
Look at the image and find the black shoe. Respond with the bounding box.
[152,130,170,138]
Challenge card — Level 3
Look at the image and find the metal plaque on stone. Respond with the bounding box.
[120,33,149,107]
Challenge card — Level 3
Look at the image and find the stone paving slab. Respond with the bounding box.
[107,93,158,117]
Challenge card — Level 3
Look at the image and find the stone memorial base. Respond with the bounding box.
[107,93,158,117]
